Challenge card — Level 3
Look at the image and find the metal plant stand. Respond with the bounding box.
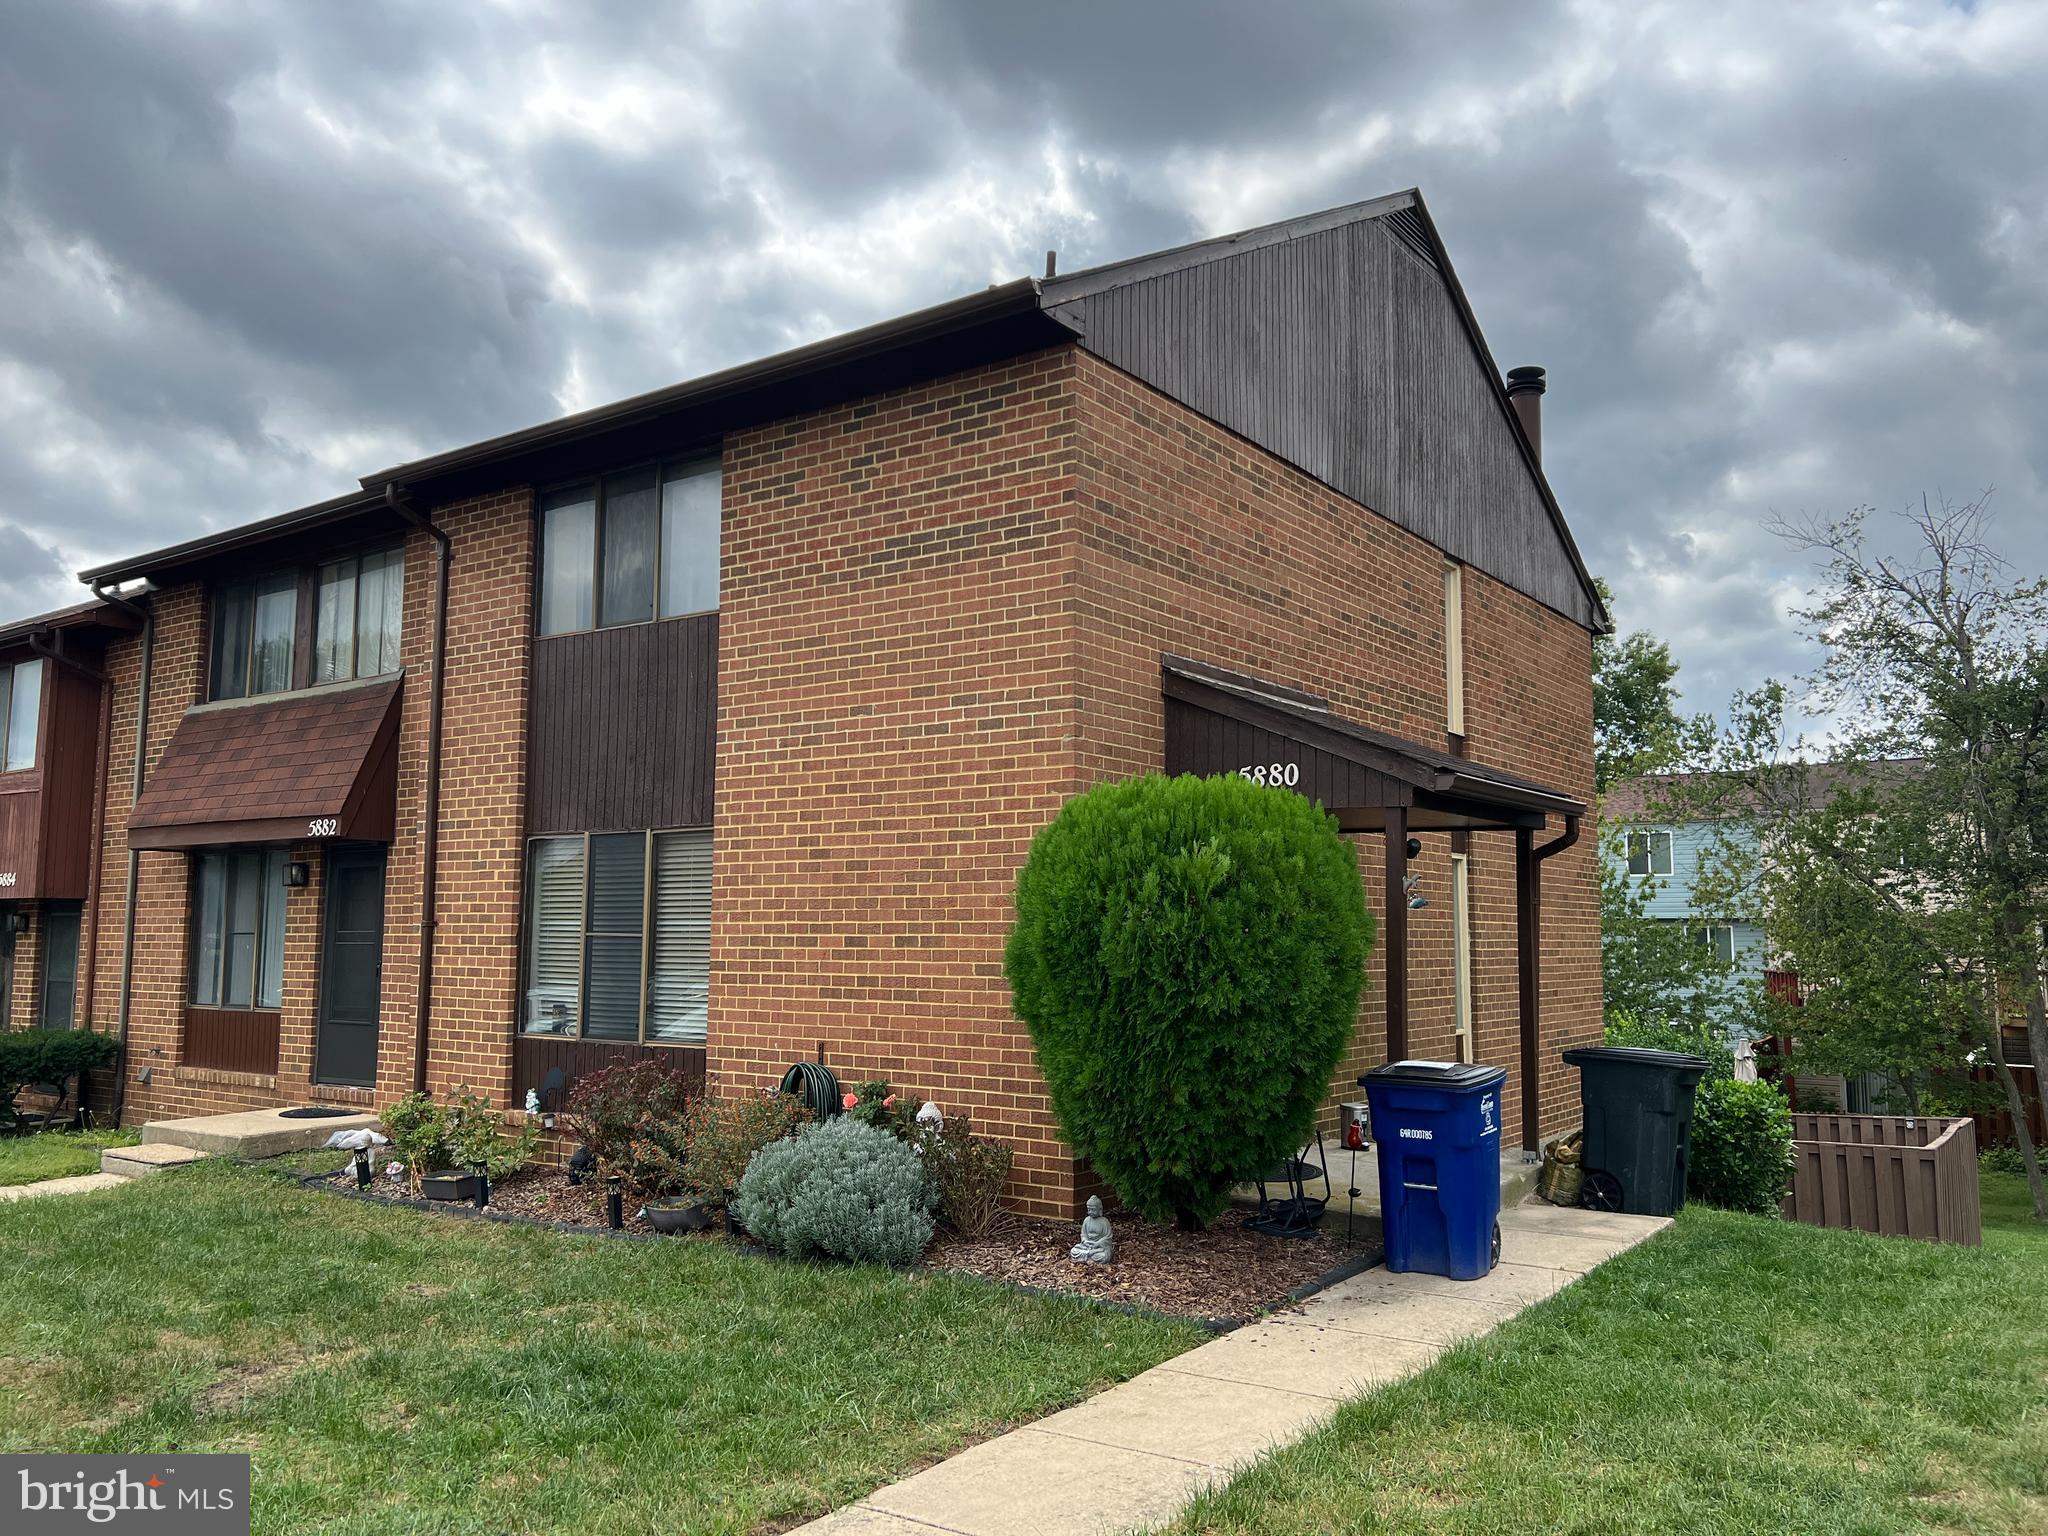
[1247,1129,1331,1237]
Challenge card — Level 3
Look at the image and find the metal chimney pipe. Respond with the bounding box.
[1504,365,1547,463]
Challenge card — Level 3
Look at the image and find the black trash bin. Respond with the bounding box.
[1561,1045,1708,1216]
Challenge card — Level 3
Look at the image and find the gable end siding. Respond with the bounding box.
[1051,214,1595,629]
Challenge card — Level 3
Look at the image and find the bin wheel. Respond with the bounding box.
[1580,1169,1623,1212]
[1491,1220,1502,1270]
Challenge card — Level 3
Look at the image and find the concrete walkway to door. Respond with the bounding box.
[798,1199,1671,1536]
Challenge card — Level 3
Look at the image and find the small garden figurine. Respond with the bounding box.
[1070,1195,1114,1264]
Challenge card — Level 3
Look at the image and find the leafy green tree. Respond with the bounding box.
[1592,577,1711,793]
[1005,773,1373,1228]
[1703,494,2048,1219]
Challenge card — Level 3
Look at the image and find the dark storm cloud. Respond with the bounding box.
[1,0,2043,742]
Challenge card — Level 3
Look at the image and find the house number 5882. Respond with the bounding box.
[307,818,339,838]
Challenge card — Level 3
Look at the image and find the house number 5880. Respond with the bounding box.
[307,818,339,838]
[1239,762,1301,788]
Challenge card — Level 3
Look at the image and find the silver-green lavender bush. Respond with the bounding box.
[734,1117,936,1265]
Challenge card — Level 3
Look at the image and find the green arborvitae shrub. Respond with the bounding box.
[1688,1077,1795,1215]
[733,1117,935,1266]
[1005,772,1373,1228]
[0,1030,119,1127]
[1603,1011,1736,1082]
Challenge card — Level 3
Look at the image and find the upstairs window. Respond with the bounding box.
[538,458,720,636]
[1692,923,1736,965]
[211,574,298,701]
[1626,830,1674,878]
[190,849,288,1009]
[521,828,712,1044]
[315,546,406,683]
[0,658,44,771]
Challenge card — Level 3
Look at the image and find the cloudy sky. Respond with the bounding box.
[2,0,2043,723]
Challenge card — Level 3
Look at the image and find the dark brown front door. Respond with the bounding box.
[315,847,386,1086]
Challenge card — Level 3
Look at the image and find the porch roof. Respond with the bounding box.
[128,676,402,850]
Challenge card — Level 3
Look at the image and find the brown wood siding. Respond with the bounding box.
[1165,695,1408,815]
[513,1033,706,1112]
[183,1006,282,1076]
[528,614,717,835]
[38,660,104,900]
[1785,1113,1982,1246]
[0,786,40,897]
[1051,213,1597,629]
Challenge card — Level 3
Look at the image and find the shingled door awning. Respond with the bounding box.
[128,677,403,850]
[1161,655,1585,1152]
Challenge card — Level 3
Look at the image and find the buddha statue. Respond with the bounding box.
[1070,1195,1114,1264]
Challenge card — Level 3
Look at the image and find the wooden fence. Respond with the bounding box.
[1785,1113,1981,1246]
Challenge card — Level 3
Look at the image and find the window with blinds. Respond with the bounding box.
[520,828,711,1046]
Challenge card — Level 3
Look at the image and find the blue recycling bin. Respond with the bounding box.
[1360,1060,1507,1280]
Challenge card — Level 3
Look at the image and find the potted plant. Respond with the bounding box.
[630,1133,716,1233]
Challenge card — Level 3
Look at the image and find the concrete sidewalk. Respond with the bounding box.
[0,1172,125,1202]
[800,1199,1671,1536]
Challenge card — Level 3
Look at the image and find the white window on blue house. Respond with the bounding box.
[1691,924,1735,964]
[1626,830,1673,877]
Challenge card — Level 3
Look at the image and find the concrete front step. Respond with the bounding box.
[139,1107,381,1159]
[102,1142,209,1179]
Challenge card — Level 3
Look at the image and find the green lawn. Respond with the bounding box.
[0,1126,138,1186]
[1169,1174,2048,1535]
[0,1159,1201,1535]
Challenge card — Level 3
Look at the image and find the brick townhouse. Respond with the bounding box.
[46,189,1608,1216]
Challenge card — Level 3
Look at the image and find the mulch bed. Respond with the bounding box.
[316,1166,1381,1320]
[924,1207,1381,1321]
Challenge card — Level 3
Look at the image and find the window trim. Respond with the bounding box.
[37,902,82,1030]
[1450,850,1473,1063]
[520,826,712,1047]
[534,454,722,640]
[1626,829,1674,878]
[0,657,45,774]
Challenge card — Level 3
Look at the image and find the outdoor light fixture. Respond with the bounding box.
[353,1148,374,1190]
[285,862,311,889]
[5,911,27,935]
[606,1174,624,1230]
[473,1160,491,1211]
[1404,837,1422,860]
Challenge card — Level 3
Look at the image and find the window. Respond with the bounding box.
[0,658,44,771]
[538,458,721,636]
[315,546,405,683]
[39,903,81,1029]
[1691,923,1736,965]
[521,828,711,1044]
[1625,830,1673,877]
[211,574,298,701]
[1443,562,1465,737]
[190,850,288,1009]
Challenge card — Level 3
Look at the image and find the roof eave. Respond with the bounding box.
[77,490,389,589]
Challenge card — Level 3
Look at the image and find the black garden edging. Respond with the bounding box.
[268,1162,1385,1334]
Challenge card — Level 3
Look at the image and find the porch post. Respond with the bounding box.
[1384,804,1408,1061]
[1516,826,1541,1152]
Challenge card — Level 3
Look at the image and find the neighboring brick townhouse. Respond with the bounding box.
[34,189,1608,1216]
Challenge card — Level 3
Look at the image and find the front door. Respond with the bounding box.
[316,847,386,1086]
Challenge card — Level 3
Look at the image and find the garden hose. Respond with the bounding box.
[779,1061,842,1119]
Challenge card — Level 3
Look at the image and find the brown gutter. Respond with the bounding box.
[384,483,451,1094]
[89,582,152,1127]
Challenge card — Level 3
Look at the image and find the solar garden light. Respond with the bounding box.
[352,1147,374,1189]
[606,1174,624,1230]
[472,1160,490,1210]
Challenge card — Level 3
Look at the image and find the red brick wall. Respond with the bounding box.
[1067,348,1600,1149]
[711,348,1086,1218]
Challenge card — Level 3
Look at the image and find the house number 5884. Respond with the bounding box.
[307,818,339,838]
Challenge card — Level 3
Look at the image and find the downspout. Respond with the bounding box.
[1517,812,1581,1157]
[385,483,451,1095]
[90,583,152,1128]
